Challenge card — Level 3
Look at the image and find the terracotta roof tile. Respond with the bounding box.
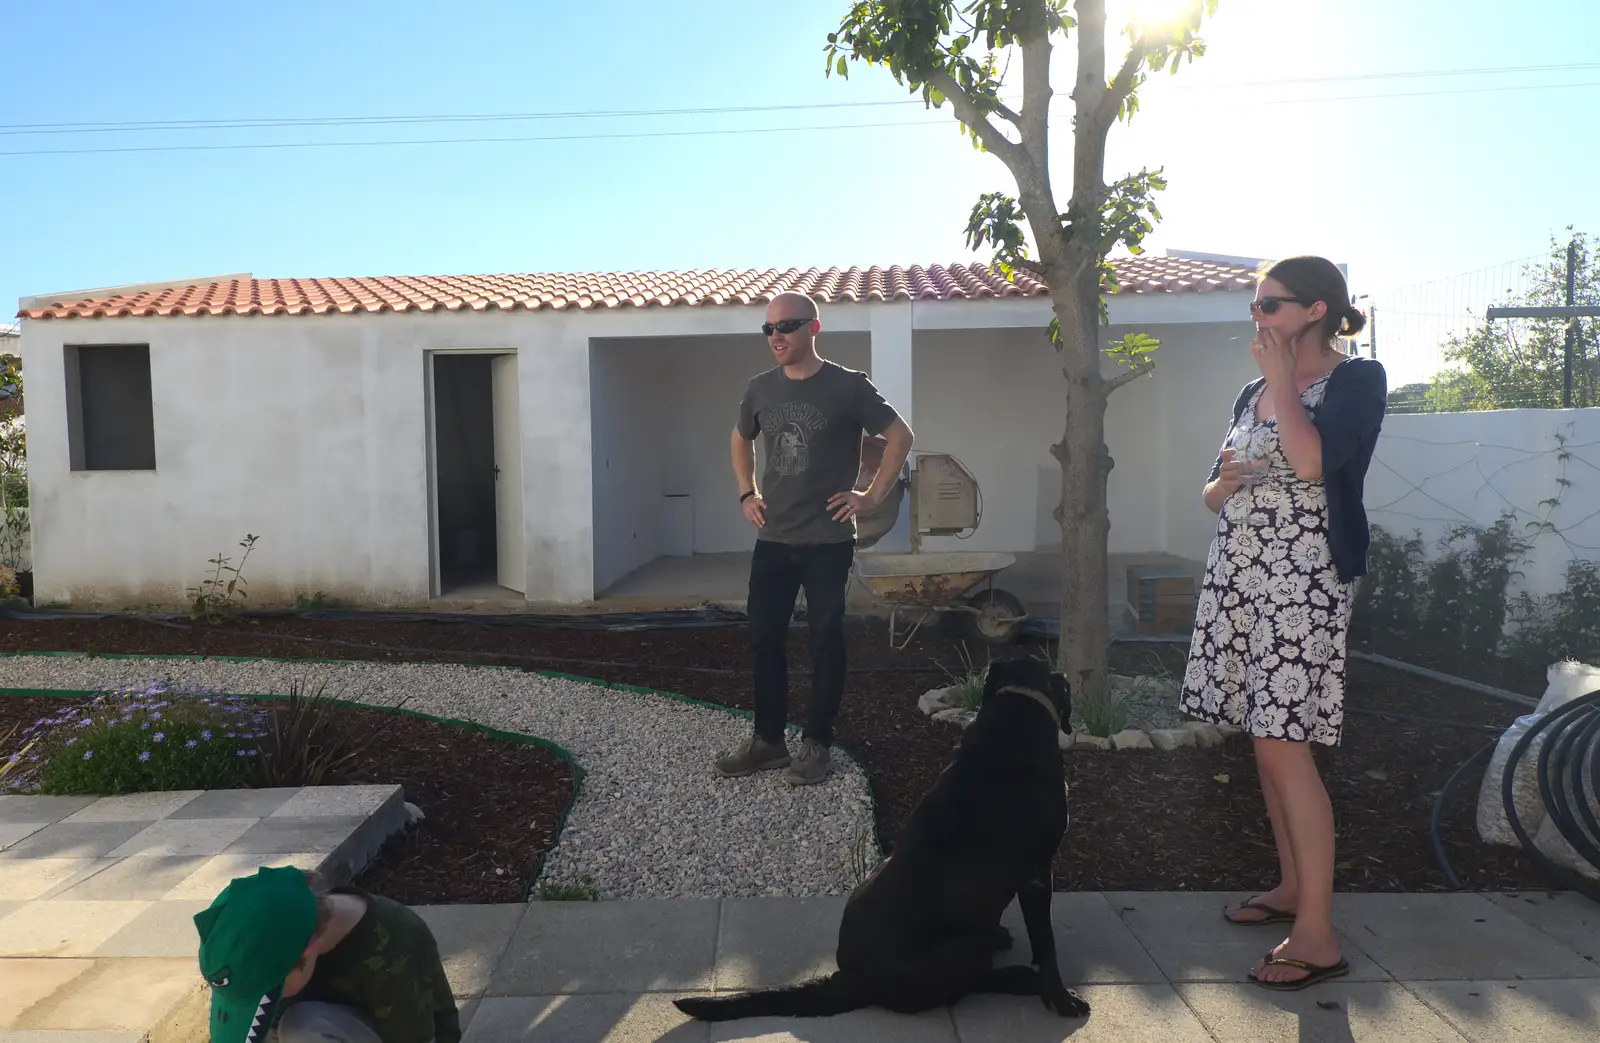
[17,257,1256,320]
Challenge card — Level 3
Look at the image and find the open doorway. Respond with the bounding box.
[430,352,524,597]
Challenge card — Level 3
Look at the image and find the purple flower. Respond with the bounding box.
[201,730,212,741]
[82,750,94,760]
[153,732,165,743]
[151,712,163,721]
[185,739,198,749]
[140,721,151,730]
[138,751,151,762]
[65,736,78,746]
[76,719,93,729]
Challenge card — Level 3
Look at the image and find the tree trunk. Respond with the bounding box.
[1049,262,1114,688]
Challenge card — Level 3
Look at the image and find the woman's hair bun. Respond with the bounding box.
[1337,304,1367,339]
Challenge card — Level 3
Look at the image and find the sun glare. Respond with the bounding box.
[1119,0,1201,33]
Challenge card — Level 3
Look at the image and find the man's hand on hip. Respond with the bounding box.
[827,489,874,522]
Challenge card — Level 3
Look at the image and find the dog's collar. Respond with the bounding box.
[994,684,1061,727]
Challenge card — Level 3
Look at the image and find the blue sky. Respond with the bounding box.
[4,0,1597,383]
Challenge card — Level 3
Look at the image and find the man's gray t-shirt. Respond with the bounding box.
[737,360,900,545]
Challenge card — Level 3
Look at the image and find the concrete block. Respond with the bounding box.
[1103,892,1391,984]
[1333,892,1600,981]
[166,787,300,820]
[0,858,103,900]
[0,957,96,1027]
[106,817,258,859]
[489,899,719,995]
[223,816,366,856]
[63,791,202,823]
[0,901,150,957]
[1176,981,1471,1042]
[1149,728,1195,751]
[1072,733,1112,750]
[1111,729,1154,750]
[715,896,846,990]
[0,821,153,861]
[952,984,1211,1043]
[1485,890,1600,963]
[1182,722,1225,748]
[413,904,527,999]
[270,785,402,819]
[462,994,711,1043]
[0,823,47,851]
[992,892,1166,985]
[0,795,98,826]
[91,899,211,958]
[162,851,327,900]
[5,956,201,1032]
[1408,979,1600,1042]
[49,856,212,901]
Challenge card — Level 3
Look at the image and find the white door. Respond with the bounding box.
[491,354,526,594]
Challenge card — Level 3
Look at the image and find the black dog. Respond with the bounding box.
[674,656,1089,1022]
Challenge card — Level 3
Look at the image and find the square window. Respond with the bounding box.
[65,344,156,471]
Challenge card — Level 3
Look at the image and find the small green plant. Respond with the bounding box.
[845,822,883,887]
[249,679,405,788]
[1505,559,1600,666]
[9,680,268,796]
[1073,670,1128,739]
[940,642,989,710]
[536,875,599,901]
[294,590,339,611]
[1,723,34,787]
[189,533,260,623]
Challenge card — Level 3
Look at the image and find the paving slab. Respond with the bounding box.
[0,1030,144,1042]
[90,899,211,958]
[160,850,327,899]
[993,891,1168,984]
[105,816,259,859]
[0,958,95,1026]
[0,796,97,825]
[707,1004,958,1042]
[46,855,212,901]
[1104,891,1391,983]
[0,901,20,923]
[165,786,300,819]
[62,791,202,823]
[6,957,201,1032]
[1483,891,1600,964]
[0,821,153,861]
[0,859,104,901]
[1177,981,1472,1042]
[1408,979,1600,1042]
[0,823,47,851]
[222,815,367,855]
[463,994,709,1043]
[951,983,1214,1043]
[0,901,150,957]
[1333,893,1600,981]
[270,784,400,819]
[414,904,528,999]
[714,896,845,990]
[489,899,720,995]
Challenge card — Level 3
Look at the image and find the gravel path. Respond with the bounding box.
[0,655,880,900]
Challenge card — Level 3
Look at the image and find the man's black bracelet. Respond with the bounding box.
[740,490,756,503]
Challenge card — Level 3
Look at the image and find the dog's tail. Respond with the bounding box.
[672,972,870,1022]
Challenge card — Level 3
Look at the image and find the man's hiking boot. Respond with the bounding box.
[784,738,831,786]
[715,733,791,778]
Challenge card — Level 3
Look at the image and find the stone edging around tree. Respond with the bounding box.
[916,684,1244,752]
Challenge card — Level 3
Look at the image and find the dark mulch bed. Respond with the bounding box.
[0,613,1556,895]
[1352,633,1550,698]
[0,691,576,906]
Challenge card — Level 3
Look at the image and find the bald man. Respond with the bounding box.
[719,291,914,785]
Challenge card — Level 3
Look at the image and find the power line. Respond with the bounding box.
[2,60,1597,137]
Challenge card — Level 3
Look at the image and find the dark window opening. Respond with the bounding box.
[65,344,156,471]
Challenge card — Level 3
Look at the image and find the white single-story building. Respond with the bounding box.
[14,252,1271,619]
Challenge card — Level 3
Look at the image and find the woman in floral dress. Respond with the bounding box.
[1180,256,1387,991]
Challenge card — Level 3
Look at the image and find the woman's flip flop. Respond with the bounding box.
[1248,955,1350,991]
[1223,896,1297,926]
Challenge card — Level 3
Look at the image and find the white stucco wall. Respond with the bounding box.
[912,319,1259,563]
[1365,407,1600,598]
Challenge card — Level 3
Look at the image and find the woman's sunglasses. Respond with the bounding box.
[761,317,812,336]
[1250,295,1314,316]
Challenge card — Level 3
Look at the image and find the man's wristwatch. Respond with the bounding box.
[739,490,756,503]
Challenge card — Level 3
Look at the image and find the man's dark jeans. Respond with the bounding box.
[747,537,855,748]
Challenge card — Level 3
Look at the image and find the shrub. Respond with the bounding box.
[249,679,405,788]
[8,681,269,796]
[1073,670,1129,738]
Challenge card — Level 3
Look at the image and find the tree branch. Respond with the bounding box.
[1017,14,1053,174]
[1104,360,1155,394]
[926,69,1027,167]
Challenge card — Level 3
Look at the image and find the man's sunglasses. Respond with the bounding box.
[762,317,812,336]
[1250,296,1314,315]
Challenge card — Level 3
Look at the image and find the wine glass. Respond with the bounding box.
[1228,420,1268,487]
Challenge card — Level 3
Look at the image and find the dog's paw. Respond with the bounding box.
[1040,985,1091,1018]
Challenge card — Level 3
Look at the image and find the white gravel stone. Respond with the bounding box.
[0,655,879,901]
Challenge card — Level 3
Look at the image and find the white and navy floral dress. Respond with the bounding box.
[1180,366,1352,746]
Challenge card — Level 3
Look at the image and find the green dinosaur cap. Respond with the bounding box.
[193,865,319,1043]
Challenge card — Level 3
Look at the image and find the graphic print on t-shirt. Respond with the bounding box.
[763,400,830,477]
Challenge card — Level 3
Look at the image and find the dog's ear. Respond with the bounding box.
[981,657,1017,699]
[1049,670,1071,719]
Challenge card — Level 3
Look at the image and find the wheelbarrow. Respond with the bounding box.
[851,441,1029,649]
